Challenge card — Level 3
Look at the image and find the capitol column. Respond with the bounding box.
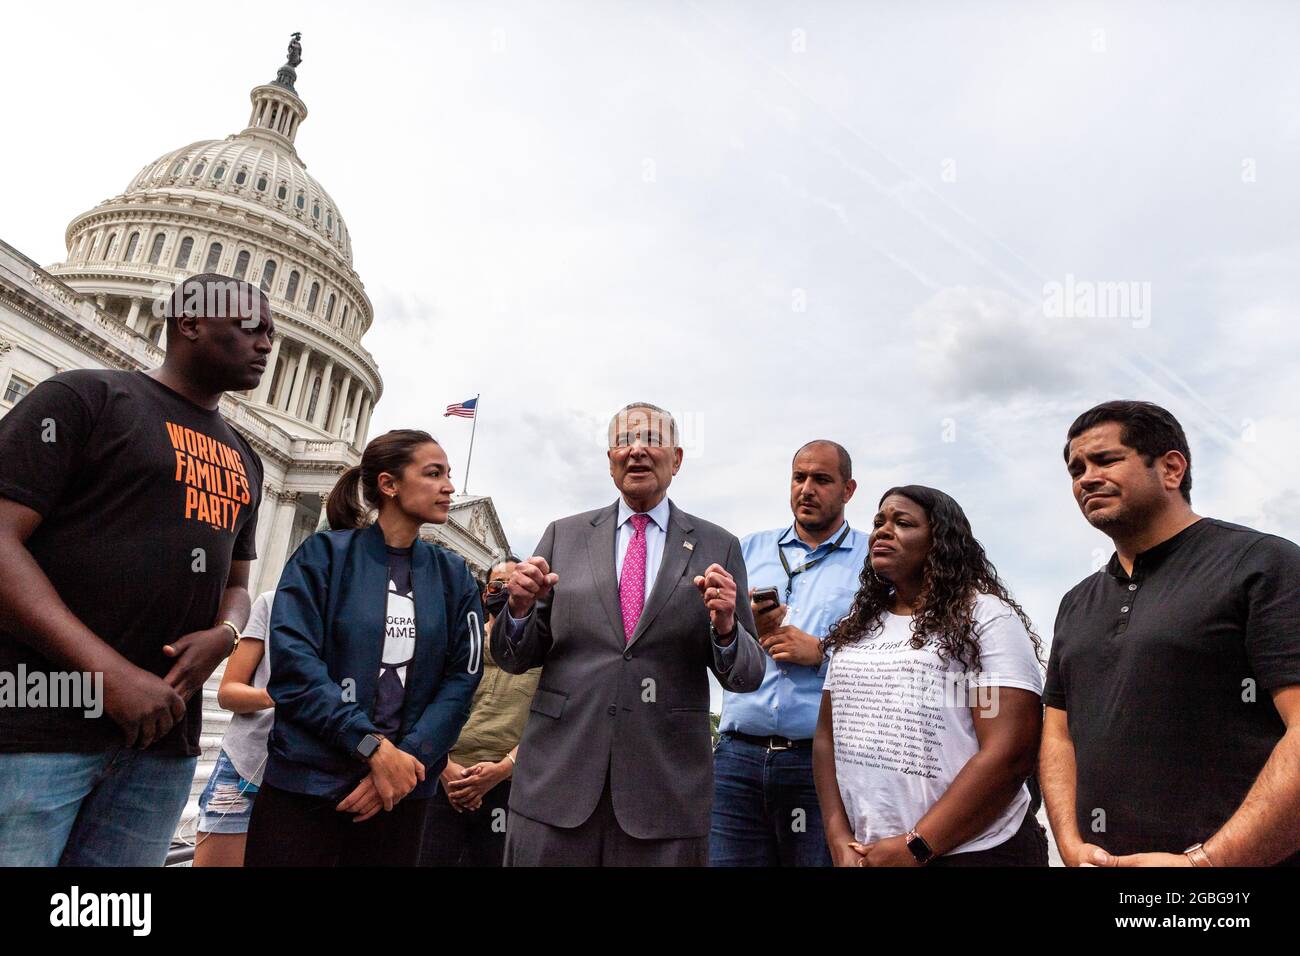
[330,373,353,436]
[253,334,283,405]
[311,358,335,428]
[248,481,278,592]
[294,359,317,419]
[270,344,293,408]
[354,392,373,450]
[125,297,143,331]
[257,490,300,594]
[284,344,312,416]
[342,383,364,443]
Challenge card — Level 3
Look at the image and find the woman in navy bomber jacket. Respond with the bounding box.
[244,429,484,866]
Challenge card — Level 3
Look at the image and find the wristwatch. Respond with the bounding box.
[710,621,737,642]
[356,733,384,761]
[905,828,936,865]
[1183,842,1214,867]
[218,620,241,655]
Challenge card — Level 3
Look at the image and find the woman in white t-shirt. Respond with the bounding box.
[813,485,1047,867]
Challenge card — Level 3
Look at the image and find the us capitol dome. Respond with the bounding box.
[50,34,380,458]
[22,34,390,597]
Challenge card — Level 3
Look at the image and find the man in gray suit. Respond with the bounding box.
[494,402,765,865]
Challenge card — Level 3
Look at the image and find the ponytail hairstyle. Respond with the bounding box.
[326,429,440,530]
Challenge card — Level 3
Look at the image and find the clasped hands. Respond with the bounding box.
[440,758,512,812]
[335,737,426,823]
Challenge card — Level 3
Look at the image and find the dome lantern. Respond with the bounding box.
[244,32,307,151]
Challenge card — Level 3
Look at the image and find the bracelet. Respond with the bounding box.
[504,752,516,766]
[218,620,241,655]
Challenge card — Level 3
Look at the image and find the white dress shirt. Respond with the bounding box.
[614,496,671,594]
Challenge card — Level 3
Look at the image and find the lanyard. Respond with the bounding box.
[778,524,851,601]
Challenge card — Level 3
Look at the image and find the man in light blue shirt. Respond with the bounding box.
[711,440,868,866]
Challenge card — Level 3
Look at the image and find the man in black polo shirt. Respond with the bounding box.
[1041,400,1300,867]
[0,274,270,866]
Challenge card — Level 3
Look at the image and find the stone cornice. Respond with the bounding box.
[63,196,370,328]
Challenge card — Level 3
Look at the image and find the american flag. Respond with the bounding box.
[444,397,478,419]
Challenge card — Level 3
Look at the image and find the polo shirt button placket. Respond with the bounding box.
[1117,579,1137,633]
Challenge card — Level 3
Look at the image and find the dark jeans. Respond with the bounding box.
[928,806,1049,867]
[245,781,428,866]
[419,779,512,866]
[709,734,832,867]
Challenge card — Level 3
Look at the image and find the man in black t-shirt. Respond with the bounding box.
[0,274,271,866]
[1041,400,1300,867]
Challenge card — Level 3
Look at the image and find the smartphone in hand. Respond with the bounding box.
[751,586,781,614]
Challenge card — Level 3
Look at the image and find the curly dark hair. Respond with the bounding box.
[823,485,1042,671]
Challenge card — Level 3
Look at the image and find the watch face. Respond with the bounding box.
[907,834,934,864]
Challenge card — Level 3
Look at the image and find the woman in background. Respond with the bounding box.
[193,588,276,867]
[813,485,1047,867]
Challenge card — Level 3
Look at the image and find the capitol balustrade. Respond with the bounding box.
[288,436,359,464]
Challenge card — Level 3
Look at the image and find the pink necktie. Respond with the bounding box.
[619,514,650,643]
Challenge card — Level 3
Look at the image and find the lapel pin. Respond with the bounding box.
[683,540,695,551]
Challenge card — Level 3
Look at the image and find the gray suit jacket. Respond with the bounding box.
[493,498,764,840]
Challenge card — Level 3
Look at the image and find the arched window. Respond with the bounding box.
[306,375,321,422]
[233,250,250,279]
[311,202,320,220]
[192,160,206,177]
[147,233,166,266]
[276,183,288,201]
[100,232,117,261]
[285,270,300,304]
[174,236,193,269]
[235,169,247,186]
[324,293,336,324]
[326,210,333,230]
[124,232,140,262]
[204,242,223,272]
[260,259,277,293]
[296,191,305,211]
[256,175,268,192]
[148,322,164,345]
[306,282,320,312]
[213,164,226,181]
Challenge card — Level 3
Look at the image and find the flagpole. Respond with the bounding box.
[462,393,480,495]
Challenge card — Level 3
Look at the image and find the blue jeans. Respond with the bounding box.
[709,734,832,867]
[0,748,197,866]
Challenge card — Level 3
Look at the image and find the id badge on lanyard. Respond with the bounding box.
[777,523,851,603]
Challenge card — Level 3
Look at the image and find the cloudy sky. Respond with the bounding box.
[6,1,1299,643]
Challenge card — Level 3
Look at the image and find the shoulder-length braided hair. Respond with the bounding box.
[823,485,1042,671]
